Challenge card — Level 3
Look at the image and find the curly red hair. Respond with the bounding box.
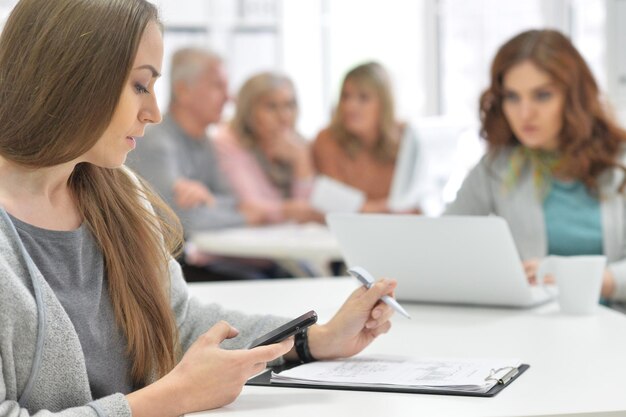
[479,29,626,191]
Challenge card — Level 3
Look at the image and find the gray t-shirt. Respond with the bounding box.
[9,214,133,398]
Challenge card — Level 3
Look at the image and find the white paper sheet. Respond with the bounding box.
[271,355,522,393]
[309,175,366,213]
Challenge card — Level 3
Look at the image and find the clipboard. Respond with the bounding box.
[247,362,529,398]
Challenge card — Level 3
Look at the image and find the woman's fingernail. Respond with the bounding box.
[372,310,382,319]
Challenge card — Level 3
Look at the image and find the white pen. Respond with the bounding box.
[348,266,411,319]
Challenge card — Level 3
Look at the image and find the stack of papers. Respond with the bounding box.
[271,355,522,394]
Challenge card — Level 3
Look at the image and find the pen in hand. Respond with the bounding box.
[348,266,411,319]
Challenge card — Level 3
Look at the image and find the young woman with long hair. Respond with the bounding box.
[0,1,398,415]
[446,29,626,307]
[313,62,422,213]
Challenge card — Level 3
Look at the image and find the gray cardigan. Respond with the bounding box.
[445,147,626,302]
[0,208,286,416]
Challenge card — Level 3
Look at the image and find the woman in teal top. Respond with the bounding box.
[445,29,626,307]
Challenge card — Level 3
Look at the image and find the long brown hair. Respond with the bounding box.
[330,62,401,163]
[0,0,182,384]
[480,29,626,191]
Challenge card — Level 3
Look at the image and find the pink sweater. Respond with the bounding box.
[213,125,313,223]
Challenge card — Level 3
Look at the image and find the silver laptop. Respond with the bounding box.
[326,213,554,308]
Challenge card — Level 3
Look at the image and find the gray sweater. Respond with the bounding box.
[126,114,245,234]
[0,207,286,416]
[445,147,626,302]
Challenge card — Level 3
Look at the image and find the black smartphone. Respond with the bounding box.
[248,310,318,349]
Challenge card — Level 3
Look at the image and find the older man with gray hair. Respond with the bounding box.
[128,48,275,280]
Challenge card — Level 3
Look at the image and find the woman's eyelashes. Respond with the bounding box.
[502,90,553,103]
[534,90,553,101]
[503,91,519,103]
[134,82,149,95]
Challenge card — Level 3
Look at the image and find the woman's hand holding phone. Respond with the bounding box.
[248,310,318,349]
[136,320,293,415]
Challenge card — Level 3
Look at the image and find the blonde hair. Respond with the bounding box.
[231,71,298,148]
[330,62,400,162]
[0,0,182,384]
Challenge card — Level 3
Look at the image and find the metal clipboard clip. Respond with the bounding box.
[485,366,519,385]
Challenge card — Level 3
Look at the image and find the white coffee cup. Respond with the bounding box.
[536,255,606,315]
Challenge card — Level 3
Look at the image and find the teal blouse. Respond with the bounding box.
[543,179,603,256]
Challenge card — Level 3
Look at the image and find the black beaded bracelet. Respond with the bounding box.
[294,327,316,363]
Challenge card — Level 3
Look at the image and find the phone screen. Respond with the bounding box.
[248,310,318,349]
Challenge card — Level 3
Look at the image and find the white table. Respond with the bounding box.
[189,223,343,276]
[186,278,626,417]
